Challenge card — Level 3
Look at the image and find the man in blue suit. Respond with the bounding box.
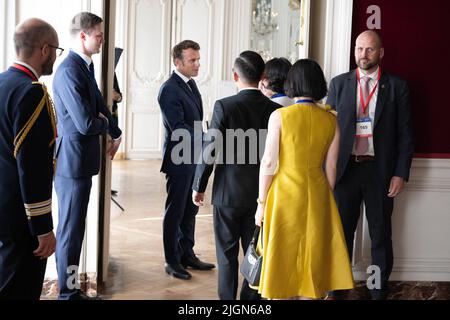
[158,40,215,280]
[0,18,58,300]
[52,12,122,300]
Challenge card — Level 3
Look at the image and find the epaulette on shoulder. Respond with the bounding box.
[316,103,338,116]
[30,81,46,96]
[31,81,45,89]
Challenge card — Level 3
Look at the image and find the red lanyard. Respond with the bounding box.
[357,67,381,115]
[12,63,38,81]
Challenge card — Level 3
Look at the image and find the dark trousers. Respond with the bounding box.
[334,160,394,293]
[55,176,92,300]
[214,205,261,300]
[0,236,47,300]
[163,173,198,264]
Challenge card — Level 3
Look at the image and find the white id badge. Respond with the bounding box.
[356,118,373,138]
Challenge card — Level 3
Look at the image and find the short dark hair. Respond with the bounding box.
[285,59,327,101]
[263,57,292,94]
[14,19,56,58]
[70,12,103,37]
[172,40,200,61]
[233,51,265,85]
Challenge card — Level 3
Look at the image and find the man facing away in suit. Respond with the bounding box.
[158,40,215,281]
[326,30,414,300]
[192,51,280,300]
[0,18,58,300]
[52,12,122,300]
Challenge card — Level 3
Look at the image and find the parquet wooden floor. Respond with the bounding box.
[43,160,450,300]
[102,160,227,300]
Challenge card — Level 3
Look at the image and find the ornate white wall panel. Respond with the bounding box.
[175,0,213,83]
[131,111,162,151]
[220,0,251,83]
[133,0,164,84]
[125,0,172,159]
[216,0,251,107]
[352,159,450,281]
[173,0,216,124]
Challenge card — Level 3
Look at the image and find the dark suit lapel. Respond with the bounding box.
[68,51,99,90]
[68,51,91,79]
[68,51,100,113]
[172,72,203,118]
[188,80,204,117]
[374,73,389,128]
[344,71,358,138]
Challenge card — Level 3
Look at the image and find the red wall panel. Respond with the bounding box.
[352,0,450,156]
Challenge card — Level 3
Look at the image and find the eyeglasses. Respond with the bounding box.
[48,44,65,57]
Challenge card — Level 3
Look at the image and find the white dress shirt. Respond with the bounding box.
[174,69,191,84]
[239,87,260,93]
[72,49,92,68]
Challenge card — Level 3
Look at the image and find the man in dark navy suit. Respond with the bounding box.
[52,12,122,300]
[0,18,59,300]
[158,40,215,280]
[327,30,414,300]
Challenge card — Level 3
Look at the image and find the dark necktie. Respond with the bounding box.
[187,79,201,106]
[355,76,371,155]
[88,62,101,113]
[89,62,96,80]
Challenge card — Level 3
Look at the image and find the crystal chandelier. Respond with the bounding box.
[252,0,279,37]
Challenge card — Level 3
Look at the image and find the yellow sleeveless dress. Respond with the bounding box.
[257,103,354,299]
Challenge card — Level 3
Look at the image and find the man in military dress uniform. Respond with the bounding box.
[0,18,59,300]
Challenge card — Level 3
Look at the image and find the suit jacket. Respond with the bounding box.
[193,89,280,208]
[327,69,414,185]
[53,51,122,178]
[158,72,203,175]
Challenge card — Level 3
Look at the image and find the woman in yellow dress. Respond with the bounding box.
[254,59,354,299]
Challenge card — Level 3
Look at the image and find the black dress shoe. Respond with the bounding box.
[326,290,348,300]
[370,288,388,300]
[181,256,215,270]
[165,263,192,280]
